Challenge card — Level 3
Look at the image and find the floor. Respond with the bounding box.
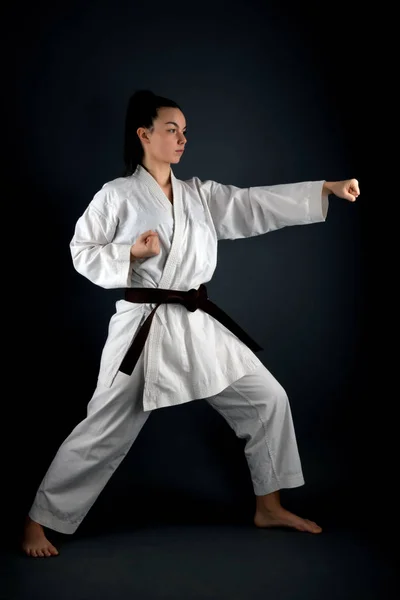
[5,500,396,600]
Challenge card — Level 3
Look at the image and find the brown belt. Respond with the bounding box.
[118,283,263,376]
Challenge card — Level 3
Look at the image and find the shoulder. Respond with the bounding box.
[179,175,214,195]
[181,175,203,188]
[100,176,132,197]
[91,176,133,209]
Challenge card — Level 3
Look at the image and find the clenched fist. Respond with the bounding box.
[323,179,360,202]
[130,230,160,260]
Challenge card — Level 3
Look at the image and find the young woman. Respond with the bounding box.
[22,89,360,557]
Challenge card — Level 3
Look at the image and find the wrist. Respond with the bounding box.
[323,181,334,195]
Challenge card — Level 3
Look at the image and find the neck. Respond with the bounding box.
[141,159,171,188]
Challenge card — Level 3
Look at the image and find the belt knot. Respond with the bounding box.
[184,284,208,312]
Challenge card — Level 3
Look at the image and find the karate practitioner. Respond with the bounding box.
[22,90,360,557]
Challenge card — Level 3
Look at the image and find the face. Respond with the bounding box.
[137,107,187,165]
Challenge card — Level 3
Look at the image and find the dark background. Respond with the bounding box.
[10,0,388,548]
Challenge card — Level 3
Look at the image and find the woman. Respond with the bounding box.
[22,89,360,557]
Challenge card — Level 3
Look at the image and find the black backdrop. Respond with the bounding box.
[10,0,386,542]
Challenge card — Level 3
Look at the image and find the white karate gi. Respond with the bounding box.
[28,165,329,534]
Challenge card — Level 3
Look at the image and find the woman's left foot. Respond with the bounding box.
[254,507,322,533]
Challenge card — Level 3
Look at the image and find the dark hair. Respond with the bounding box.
[123,89,181,176]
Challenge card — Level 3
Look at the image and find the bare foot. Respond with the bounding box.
[22,517,59,557]
[254,507,322,534]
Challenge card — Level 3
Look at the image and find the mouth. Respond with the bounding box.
[175,149,184,153]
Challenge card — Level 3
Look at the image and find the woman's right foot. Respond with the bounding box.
[22,517,59,557]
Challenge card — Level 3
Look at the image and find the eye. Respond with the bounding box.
[168,129,188,135]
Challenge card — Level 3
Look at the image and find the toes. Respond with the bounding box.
[314,526,323,533]
[23,543,59,557]
[305,519,322,533]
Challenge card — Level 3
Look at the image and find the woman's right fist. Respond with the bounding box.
[130,230,160,259]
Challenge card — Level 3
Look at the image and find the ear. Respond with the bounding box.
[136,127,151,144]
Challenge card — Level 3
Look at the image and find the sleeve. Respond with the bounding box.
[69,185,133,289]
[195,178,329,240]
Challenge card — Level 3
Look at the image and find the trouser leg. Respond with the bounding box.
[205,364,305,496]
[29,357,150,534]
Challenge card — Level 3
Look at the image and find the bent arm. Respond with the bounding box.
[70,188,133,289]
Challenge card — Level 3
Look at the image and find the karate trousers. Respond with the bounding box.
[29,356,305,534]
